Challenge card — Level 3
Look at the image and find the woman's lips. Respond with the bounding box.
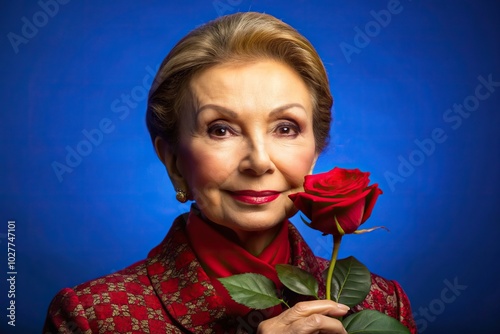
[229,190,281,205]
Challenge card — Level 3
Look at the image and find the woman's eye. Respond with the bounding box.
[207,123,233,138]
[275,122,300,137]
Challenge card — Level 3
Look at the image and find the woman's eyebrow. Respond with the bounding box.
[196,104,238,118]
[269,103,307,117]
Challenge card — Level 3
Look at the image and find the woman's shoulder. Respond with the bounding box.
[72,258,151,294]
[44,240,180,332]
[48,258,156,312]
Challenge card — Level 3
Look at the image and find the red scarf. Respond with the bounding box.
[186,210,291,317]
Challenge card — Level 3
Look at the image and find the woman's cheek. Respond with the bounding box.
[284,197,299,218]
[277,146,316,180]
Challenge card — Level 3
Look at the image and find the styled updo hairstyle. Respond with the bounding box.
[146,12,333,152]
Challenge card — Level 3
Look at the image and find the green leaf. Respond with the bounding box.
[218,273,282,309]
[329,256,371,307]
[276,264,319,298]
[342,310,410,333]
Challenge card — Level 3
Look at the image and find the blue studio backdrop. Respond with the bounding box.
[1,1,499,333]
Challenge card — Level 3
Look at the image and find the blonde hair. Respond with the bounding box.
[146,12,333,152]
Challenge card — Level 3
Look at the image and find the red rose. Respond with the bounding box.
[288,167,383,236]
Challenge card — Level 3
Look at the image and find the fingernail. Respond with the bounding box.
[338,303,350,311]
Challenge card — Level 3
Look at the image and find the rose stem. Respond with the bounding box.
[326,234,343,301]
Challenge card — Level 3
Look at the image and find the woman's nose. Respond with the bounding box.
[238,136,275,176]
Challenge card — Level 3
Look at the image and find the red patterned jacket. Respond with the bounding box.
[44,213,416,333]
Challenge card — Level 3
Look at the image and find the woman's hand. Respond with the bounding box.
[257,300,350,334]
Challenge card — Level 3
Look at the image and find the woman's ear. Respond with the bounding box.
[154,137,187,191]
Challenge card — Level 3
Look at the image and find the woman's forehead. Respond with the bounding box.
[188,60,312,109]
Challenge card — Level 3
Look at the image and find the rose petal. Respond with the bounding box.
[360,185,383,223]
[334,197,365,234]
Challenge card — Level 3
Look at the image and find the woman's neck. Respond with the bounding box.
[194,205,285,256]
[231,224,283,256]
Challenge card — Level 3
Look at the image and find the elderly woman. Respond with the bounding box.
[44,12,416,333]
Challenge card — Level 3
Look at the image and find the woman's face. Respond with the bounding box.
[172,60,317,237]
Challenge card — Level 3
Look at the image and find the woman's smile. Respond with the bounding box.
[228,190,281,205]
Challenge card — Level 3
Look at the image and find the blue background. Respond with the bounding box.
[1,0,499,333]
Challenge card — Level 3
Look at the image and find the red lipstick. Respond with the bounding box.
[230,190,280,205]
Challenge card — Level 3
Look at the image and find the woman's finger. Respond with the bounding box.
[257,300,350,334]
[280,300,350,324]
[286,313,347,334]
